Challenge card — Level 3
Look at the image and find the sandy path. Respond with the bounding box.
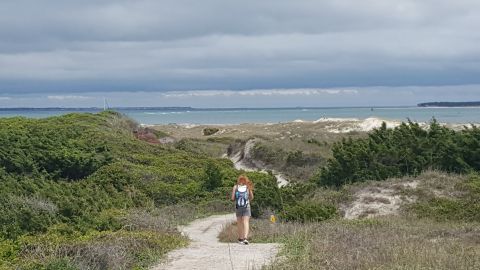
[152,214,280,270]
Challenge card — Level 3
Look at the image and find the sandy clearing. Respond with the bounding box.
[152,214,280,270]
[342,181,419,219]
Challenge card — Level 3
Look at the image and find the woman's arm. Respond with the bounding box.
[230,185,237,201]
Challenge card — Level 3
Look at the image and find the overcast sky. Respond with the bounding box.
[1,0,480,107]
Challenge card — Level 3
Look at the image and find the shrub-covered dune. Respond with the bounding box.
[0,111,279,269]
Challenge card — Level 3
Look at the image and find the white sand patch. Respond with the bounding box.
[275,173,289,187]
[321,117,402,133]
[179,124,199,129]
[358,117,401,131]
[216,129,227,135]
[342,181,418,219]
[313,117,359,123]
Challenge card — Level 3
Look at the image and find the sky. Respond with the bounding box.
[1,0,480,108]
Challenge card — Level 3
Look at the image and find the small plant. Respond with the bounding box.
[203,128,219,136]
[286,150,306,166]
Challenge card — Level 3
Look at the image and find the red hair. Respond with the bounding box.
[237,175,254,191]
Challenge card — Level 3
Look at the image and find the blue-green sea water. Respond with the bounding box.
[0,107,479,125]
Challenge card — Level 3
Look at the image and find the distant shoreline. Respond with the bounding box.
[0,106,413,111]
[418,101,480,107]
[2,107,480,125]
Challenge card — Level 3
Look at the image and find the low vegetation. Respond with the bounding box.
[3,112,480,269]
[202,127,219,136]
[220,171,480,269]
[155,122,364,182]
[0,112,279,269]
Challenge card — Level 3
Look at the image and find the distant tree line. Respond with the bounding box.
[418,101,480,107]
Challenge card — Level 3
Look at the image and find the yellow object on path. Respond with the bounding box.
[270,215,276,223]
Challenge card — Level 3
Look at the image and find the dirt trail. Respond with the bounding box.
[152,214,280,270]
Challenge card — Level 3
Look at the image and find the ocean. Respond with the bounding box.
[0,107,479,125]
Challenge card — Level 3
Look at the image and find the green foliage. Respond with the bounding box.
[251,143,280,164]
[280,201,337,222]
[0,113,118,180]
[246,172,282,218]
[43,258,77,270]
[286,150,306,166]
[411,174,480,221]
[0,238,19,266]
[203,161,223,191]
[0,112,259,268]
[317,120,480,186]
[202,127,219,136]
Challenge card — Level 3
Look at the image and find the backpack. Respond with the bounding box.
[235,185,249,208]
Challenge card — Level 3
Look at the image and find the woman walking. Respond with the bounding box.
[231,175,254,245]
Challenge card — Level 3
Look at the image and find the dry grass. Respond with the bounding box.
[218,171,480,269]
[19,230,188,270]
[219,217,480,270]
[13,201,231,270]
[361,196,391,204]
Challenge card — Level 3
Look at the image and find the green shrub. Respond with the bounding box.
[44,258,78,270]
[286,150,306,166]
[203,161,223,191]
[246,172,282,218]
[251,143,281,164]
[317,121,480,187]
[202,128,219,136]
[0,238,19,266]
[280,201,337,222]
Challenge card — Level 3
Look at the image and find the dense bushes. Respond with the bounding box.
[202,127,219,136]
[280,201,337,222]
[0,114,118,180]
[317,121,480,187]
[0,111,284,268]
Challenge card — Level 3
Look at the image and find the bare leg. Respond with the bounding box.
[242,216,250,240]
[236,216,243,240]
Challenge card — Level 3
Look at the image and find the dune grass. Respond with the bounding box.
[218,171,480,270]
[220,217,480,270]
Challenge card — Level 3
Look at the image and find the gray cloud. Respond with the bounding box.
[1,0,480,96]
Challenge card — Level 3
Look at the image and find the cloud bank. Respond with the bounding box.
[0,0,480,97]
